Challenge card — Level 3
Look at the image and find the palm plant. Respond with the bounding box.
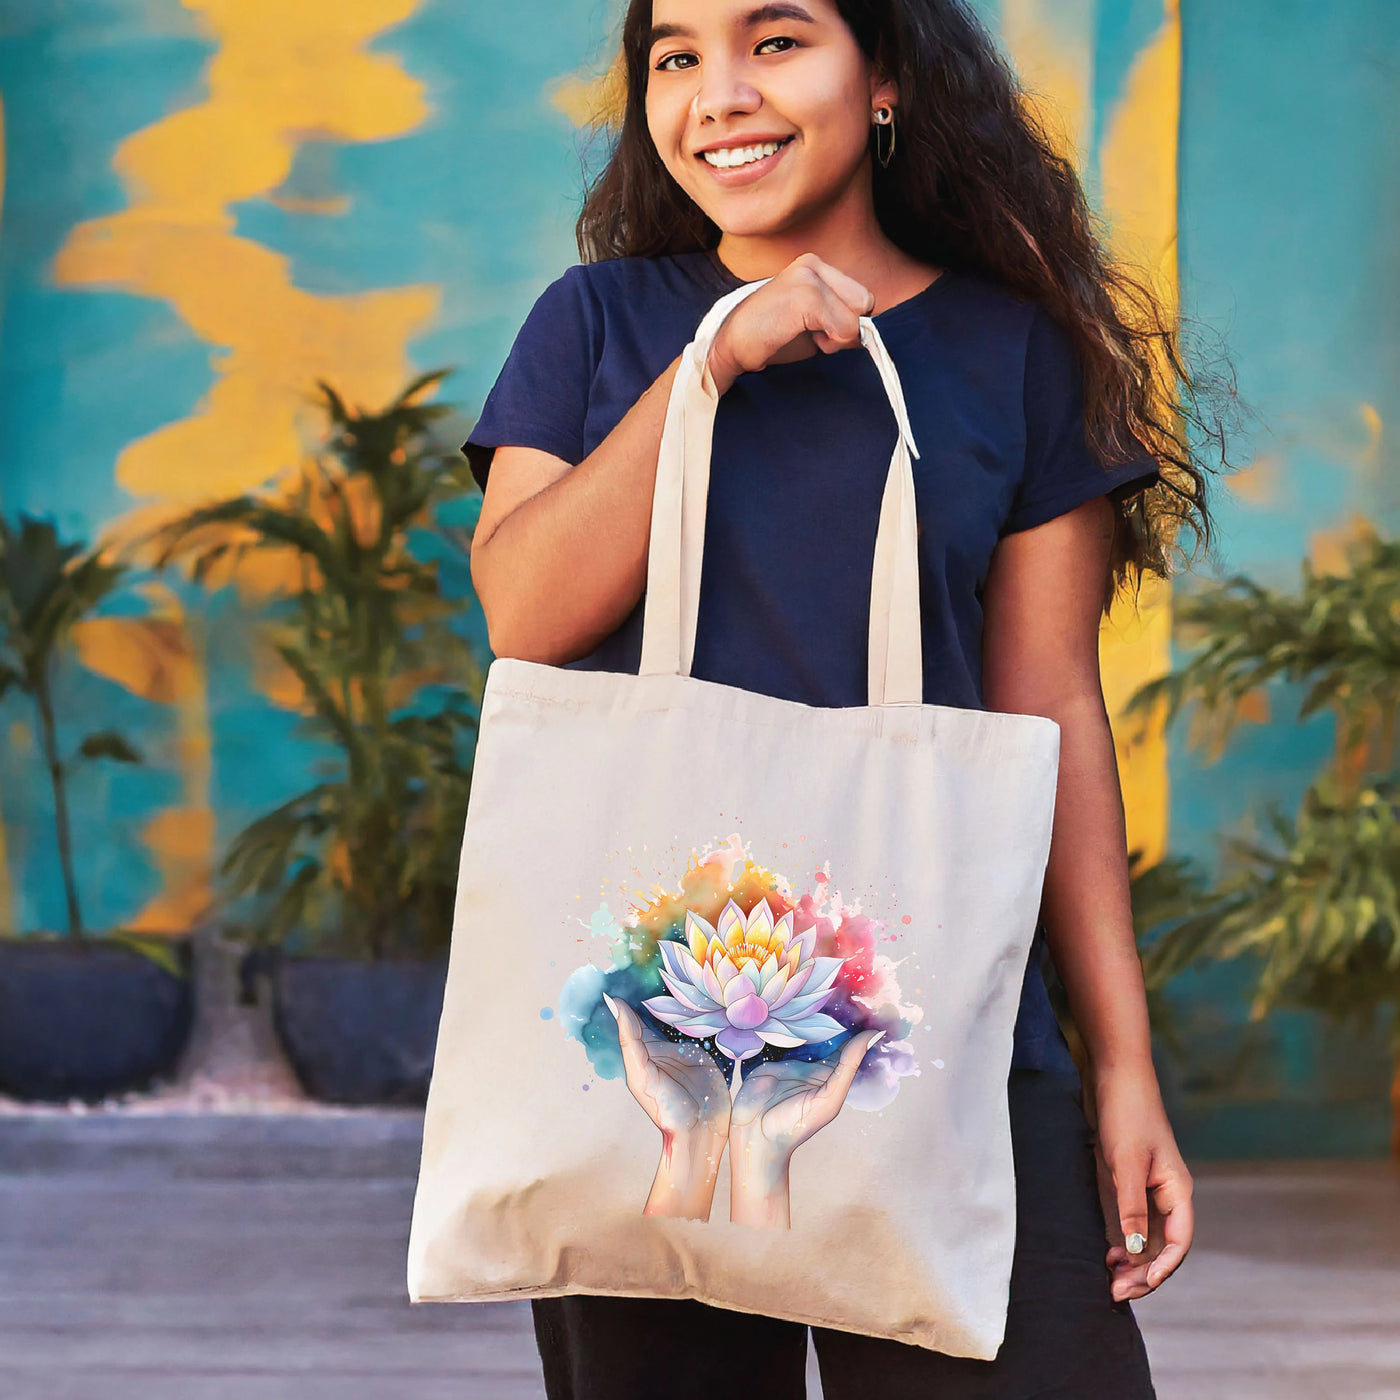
[1123,526,1400,1155]
[0,516,143,938]
[146,370,483,960]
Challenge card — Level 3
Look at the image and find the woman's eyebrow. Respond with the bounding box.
[649,3,818,47]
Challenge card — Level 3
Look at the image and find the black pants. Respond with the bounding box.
[532,1068,1157,1399]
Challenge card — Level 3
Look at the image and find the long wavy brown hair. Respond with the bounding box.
[573,0,1236,611]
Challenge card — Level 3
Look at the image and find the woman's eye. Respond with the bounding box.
[654,35,798,71]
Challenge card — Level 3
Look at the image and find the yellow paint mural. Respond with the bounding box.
[1001,0,1182,873]
[1000,0,1095,165]
[54,0,439,506]
[1093,0,1181,871]
[47,0,438,930]
[71,586,213,932]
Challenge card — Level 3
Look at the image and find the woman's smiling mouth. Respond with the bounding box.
[696,135,795,183]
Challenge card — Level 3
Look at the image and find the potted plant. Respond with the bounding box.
[1122,526,1400,1157]
[150,371,483,1105]
[0,515,193,1101]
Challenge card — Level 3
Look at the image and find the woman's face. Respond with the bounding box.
[644,0,894,239]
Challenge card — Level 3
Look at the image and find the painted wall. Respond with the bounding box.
[0,0,1396,1152]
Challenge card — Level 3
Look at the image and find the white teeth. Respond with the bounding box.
[701,139,788,169]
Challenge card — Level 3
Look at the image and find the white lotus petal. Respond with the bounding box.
[714,954,741,986]
[767,964,812,1011]
[782,1012,846,1042]
[772,986,837,1020]
[674,1012,731,1035]
[659,967,718,1014]
[641,995,693,1020]
[755,1020,806,1048]
[715,1023,765,1061]
[700,960,727,1004]
[716,900,744,946]
[758,952,780,984]
[722,973,752,1008]
[801,957,846,996]
[658,938,698,981]
[795,925,817,963]
[760,964,790,1003]
[770,909,795,951]
[685,909,717,962]
[641,999,686,1027]
[745,900,774,945]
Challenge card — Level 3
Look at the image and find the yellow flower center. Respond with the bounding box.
[722,940,770,970]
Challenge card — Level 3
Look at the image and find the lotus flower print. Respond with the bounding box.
[642,897,846,1063]
[559,840,921,1228]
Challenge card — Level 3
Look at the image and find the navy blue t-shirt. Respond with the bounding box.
[463,247,1160,1077]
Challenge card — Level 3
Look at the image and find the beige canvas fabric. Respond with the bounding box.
[407,279,1062,1359]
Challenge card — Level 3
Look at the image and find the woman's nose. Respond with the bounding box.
[690,71,763,126]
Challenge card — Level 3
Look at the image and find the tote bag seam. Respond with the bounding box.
[483,666,1060,764]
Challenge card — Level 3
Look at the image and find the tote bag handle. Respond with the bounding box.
[638,277,924,706]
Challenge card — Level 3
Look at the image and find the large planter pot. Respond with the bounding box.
[0,938,194,1102]
[270,953,448,1106]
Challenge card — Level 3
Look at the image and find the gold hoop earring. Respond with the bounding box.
[873,106,896,168]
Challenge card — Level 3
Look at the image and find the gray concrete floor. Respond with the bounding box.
[1,1115,1396,1400]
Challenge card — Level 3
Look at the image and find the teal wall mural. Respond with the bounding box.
[0,0,1396,1152]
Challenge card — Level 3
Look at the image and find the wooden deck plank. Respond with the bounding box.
[1,1116,1395,1398]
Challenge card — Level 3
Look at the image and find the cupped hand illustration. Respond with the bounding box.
[728,1028,885,1228]
[603,992,731,1220]
[605,992,731,1139]
[731,1028,885,1153]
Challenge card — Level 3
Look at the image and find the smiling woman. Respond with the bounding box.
[583,0,1223,589]
[449,0,1228,1395]
[645,0,911,268]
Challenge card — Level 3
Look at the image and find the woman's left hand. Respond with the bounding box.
[1088,1061,1195,1302]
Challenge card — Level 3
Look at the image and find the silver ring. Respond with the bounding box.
[1125,1232,1146,1255]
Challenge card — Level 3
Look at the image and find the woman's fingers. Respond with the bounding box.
[807,277,869,355]
[1109,1260,1152,1302]
[1111,1145,1153,1256]
[713,253,875,379]
[1105,1152,1195,1299]
[808,255,878,316]
[1146,1165,1195,1288]
[777,257,870,357]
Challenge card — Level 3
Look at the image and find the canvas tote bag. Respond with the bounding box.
[407,277,1062,1359]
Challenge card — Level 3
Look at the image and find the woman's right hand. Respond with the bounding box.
[705,252,876,395]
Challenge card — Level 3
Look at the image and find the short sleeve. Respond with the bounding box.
[461,263,601,494]
[1000,306,1161,536]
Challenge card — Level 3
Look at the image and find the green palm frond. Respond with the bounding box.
[1125,532,1400,769]
[77,732,143,765]
[0,515,151,938]
[1141,774,1400,1023]
[148,371,482,959]
[0,516,126,688]
[1121,529,1400,1154]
